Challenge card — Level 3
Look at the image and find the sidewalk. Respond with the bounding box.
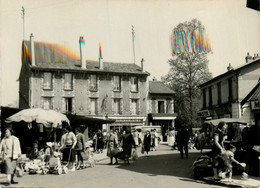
[203,176,260,188]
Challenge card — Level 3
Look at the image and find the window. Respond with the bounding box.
[114,99,121,114]
[158,101,165,113]
[89,74,97,91]
[203,89,206,108]
[130,77,138,92]
[64,73,73,90]
[113,76,121,91]
[209,86,212,107]
[166,99,171,113]
[43,72,52,90]
[131,99,139,115]
[217,82,221,105]
[43,97,52,110]
[228,78,233,102]
[65,98,73,114]
[152,99,156,113]
[90,98,98,115]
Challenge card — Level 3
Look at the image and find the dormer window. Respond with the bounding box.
[64,73,73,90]
[113,75,121,91]
[89,74,98,91]
[130,76,138,92]
[43,72,52,90]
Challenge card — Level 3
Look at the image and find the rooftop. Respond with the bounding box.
[23,40,149,75]
[149,81,175,94]
[199,58,260,88]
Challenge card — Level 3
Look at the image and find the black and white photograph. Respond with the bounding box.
[0,0,260,187]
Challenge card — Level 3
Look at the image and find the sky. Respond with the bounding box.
[0,0,259,107]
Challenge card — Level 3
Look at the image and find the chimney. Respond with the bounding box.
[99,42,103,70]
[30,33,36,66]
[227,63,233,71]
[141,58,144,72]
[79,36,86,69]
[245,52,252,63]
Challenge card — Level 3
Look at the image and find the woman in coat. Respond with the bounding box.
[106,129,119,165]
[121,128,136,165]
[0,127,21,186]
[168,127,176,150]
[143,130,151,157]
[96,129,104,153]
[75,128,86,169]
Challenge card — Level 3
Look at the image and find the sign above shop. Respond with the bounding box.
[197,110,210,117]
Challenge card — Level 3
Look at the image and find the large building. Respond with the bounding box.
[198,54,260,124]
[19,34,150,130]
[147,80,176,141]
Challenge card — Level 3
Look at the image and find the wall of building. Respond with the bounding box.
[19,64,30,109]
[147,95,174,114]
[238,63,260,101]
[29,71,148,118]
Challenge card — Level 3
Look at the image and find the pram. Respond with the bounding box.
[42,150,70,175]
[192,154,213,179]
[80,147,96,168]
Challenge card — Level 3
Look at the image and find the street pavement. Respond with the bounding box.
[0,144,259,188]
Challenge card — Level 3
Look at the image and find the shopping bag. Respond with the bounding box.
[81,149,90,160]
[132,149,138,160]
[112,147,119,156]
[141,145,144,154]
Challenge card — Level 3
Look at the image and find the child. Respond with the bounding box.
[214,144,246,181]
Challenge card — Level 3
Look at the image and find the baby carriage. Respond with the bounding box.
[81,147,96,168]
[42,150,69,175]
[192,154,213,179]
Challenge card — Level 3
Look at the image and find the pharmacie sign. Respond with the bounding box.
[251,100,260,110]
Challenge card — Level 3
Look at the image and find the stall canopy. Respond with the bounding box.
[5,108,70,129]
[205,118,247,126]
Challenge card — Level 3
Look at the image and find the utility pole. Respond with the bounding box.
[132,25,135,64]
[21,6,25,40]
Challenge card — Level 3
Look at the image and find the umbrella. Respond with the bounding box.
[205,118,247,126]
[5,108,70,128]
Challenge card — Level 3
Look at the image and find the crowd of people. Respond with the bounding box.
[0,121,258,185]
[91,128,160,164]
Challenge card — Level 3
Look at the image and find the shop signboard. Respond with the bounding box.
[197,110,210,117]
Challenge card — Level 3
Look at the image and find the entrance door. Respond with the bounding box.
[161,123,169,142]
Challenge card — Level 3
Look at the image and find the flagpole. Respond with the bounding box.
[132,25,135,64]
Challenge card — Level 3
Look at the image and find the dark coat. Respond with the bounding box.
[122,133,135,158]
[177,127,190,145]
[143,134,151,152]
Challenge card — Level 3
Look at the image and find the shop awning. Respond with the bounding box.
[66,114,115,125]
[149,113,177,120]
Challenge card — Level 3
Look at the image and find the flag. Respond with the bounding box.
[99,42,103,59]
[132,26,135,41]
[79,36,85,45]
[21,41,31,65]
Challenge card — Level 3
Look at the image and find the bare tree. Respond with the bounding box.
[162,19,212,127]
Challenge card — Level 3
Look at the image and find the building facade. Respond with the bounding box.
[198,55,260,124]
[19,35,150,130]
[147,80,177,142]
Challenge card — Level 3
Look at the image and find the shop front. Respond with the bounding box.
[147,113,177,142]
[106,116,146,132]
